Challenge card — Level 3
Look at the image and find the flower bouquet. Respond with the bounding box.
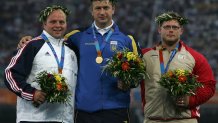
[103,48,146,91]
[34,71,71,106]
[158,69,202,97]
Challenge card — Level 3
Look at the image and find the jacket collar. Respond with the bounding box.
[94,20,114,35]
[86,23,119,35]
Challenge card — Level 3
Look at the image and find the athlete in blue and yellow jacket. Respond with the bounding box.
[66,20,139,122]
[66,22,139,110]
[66,1,140,122]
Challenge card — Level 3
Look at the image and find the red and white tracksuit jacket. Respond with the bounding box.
[140,41,216,123]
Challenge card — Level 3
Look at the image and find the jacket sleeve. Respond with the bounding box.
[4,42,38,101]
[65,30,81,66]
[128,35,142,56]
[189,54,216,108]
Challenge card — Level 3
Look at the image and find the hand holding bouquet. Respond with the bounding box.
[158,69,203,97]
[33,71,71,107]
[103,48,146,91]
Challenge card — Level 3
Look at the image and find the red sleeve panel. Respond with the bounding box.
[186,46,216,108]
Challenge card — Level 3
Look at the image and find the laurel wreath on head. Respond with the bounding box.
[109,0,117,4]
[39,5,71,23]
[155,12,188,26]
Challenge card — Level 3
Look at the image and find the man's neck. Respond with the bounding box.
[95,21,113,29]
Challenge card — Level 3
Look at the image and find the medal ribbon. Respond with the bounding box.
[159,43,179,74]
[92,24,114,57]
[41,33,65,74]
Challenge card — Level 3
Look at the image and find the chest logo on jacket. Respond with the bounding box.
[85,42,96,46]
[178,54,185,60]
[45,51,51,56]
[110,41,118,51]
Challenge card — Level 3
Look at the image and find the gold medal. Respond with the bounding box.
[96,56,103,64]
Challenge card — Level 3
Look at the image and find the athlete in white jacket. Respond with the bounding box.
[4,5,78,123]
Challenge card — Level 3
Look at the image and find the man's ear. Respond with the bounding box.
[112,6,115,15]
[42,22,46,28]
[180,27,184,35]
[158,26,161,34]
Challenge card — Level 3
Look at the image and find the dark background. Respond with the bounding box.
[0,0,217,122]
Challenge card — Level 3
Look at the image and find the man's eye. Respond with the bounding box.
[172,26,180,30]
[95,7,101,10]
[104,7,109,10]
[50,21,56,24]
[162,25,180,30]
[59,21,65,24]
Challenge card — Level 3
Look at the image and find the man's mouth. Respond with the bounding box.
[167,34,174,37]
[53,29,62,33]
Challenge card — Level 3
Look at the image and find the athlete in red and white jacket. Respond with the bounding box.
[140,12,216,123]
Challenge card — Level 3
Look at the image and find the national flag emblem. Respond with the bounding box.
[45,52,51,56]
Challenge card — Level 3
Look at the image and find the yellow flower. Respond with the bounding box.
[175,69,185,76]
[126,52,136,61]
[54,74,62,82]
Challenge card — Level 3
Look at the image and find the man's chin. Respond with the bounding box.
[53,33,63,38]
[53,35,62,39]
[97,20,108,25]
[166,41,178,46]
[163,38,179,46]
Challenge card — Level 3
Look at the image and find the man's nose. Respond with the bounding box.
[99,8,105,14]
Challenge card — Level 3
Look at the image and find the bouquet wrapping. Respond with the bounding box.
[34,71,71,106]
[158,69,202,97]
[103,49,146,91]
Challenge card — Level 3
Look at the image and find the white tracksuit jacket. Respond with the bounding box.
[4,30,78,123]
